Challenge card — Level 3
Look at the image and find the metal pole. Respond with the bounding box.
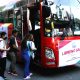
[13,4,17,28]
[21,7,24,39]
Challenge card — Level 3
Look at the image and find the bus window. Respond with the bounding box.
[15,8,22,40]
[74,23,80,35]
[44,19,73,37]
[44,18,54,37]
[67,28,73,36]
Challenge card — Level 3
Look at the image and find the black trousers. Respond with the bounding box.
[0,57,6,77]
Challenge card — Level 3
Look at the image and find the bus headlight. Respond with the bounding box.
[45,48,55,59]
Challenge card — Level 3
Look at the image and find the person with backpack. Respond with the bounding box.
[21,34,36,80]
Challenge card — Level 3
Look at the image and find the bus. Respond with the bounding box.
[1,0,80,68]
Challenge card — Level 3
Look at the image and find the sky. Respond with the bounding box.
[55,0,80,19]
[48,0,80,19]
[0,0,20,7]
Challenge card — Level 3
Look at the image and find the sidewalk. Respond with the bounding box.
[5,60,24,80]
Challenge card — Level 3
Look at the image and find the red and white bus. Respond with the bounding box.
[1,0,80,68]
[18,0,80,68]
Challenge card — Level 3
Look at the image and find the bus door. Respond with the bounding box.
[29,4,41,64]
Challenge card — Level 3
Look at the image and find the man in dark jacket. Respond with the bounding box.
[8,30,19,76]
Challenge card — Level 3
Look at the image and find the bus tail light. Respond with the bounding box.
[45,47,55,59]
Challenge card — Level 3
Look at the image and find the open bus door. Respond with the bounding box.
[26,1,41,64]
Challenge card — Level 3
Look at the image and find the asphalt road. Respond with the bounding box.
[1,60,80,80]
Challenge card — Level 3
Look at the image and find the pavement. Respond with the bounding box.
[1,60,80,80]
[0,60,24,80]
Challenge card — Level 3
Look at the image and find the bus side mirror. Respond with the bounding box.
[42,5,51,18]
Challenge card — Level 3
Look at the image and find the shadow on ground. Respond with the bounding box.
[30,63,80,77]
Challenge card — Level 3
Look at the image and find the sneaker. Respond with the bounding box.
[2,76,7,80]
[8,71,11,74]
[24,76,30,80]
[11,71,18,76]
[29,73,33,76]
[4,77,7,80]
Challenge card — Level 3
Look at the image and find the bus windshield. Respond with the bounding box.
[74,21,80,36]
[44,19,73,37]
[43,0,73,37]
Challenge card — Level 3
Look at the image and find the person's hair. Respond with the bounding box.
[28,34,34,41]
[0,32,6,37]
[21,33,34,50]
[12,29,18,35]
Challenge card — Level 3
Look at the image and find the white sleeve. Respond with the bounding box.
[30,41,36,50]
[27,8,32,31]
[0,40,4,49]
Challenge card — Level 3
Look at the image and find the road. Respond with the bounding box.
[1,60,80,80]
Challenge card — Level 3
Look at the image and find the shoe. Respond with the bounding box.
[29,73,33,76]
[8,71,11,74]
[11,71,18,76]
[24,76,30,80]
[3,76,7,80]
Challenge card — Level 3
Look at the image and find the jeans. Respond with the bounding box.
[22,50,31,78]
[9,52,17,72]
